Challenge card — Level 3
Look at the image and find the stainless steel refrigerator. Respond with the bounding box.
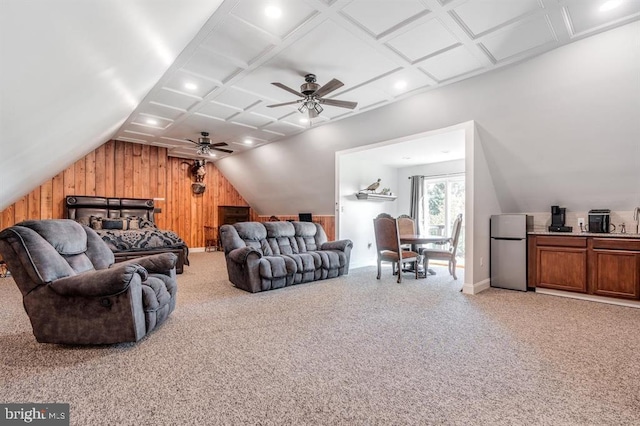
[490,214,533,291]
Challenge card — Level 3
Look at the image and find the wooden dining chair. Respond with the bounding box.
[373,214,421,283]
[422,214,463,280]
[397,214,416,236]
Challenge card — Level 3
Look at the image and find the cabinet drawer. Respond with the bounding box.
[592,238,640,251]
[536,236,587,248]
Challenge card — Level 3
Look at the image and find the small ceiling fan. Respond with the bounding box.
[185,132,233,156]
[267,74,358,118]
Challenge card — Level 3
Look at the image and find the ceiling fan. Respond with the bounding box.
[185,132,233,156]
[267,74,358,118]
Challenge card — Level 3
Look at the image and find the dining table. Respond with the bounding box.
[399,234,451,276]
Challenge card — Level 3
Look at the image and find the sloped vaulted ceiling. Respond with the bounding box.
[0,0,224,210]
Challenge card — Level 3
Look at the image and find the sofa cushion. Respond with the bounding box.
[264,221,299,255]
[234,222,273,255]
[293,221,321,252]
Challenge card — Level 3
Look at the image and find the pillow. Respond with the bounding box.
[139,218,156,229]
[75,216,91,227]
[102,218,125,230]
[127,216,140,230]
[89,216,103,230]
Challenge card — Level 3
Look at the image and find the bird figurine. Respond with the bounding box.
[362,178,381,193]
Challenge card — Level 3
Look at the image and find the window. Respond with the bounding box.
[420,175,465,259]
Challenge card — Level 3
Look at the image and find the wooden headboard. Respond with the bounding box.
[66,196,155,223]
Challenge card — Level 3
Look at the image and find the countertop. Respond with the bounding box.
[528,231,640,239]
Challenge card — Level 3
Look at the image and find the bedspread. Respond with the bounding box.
[95,228,190,265]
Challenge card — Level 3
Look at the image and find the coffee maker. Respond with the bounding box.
[548,206,572,232]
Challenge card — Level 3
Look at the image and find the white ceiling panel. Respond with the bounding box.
[105,0,639,161]
[201,16,276,65]
[150,89,200,111]
[212,87,263,110]
[230,112,274,128]
[562,0,640,37]
[132,113,173,130]
[386,18,460,63]
[182,47,242,83]
[162,70,218,99]
[366,68,433,98]
[340,0,430,38]
[261,120,306,135]
[232,19,400,101]
[417,46,483,81]
[140,102,186,121]
[229,0,319,39]
[450,0,543,38]
[481,16,557,62]
[195,101,241,120]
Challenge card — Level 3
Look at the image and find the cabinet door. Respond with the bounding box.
[537,247,587,292]
[592,250,640,299]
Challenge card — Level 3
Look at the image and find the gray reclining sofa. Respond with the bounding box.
[220,221,352,293]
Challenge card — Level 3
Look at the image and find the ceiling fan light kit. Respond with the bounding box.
[185,131,234,157]
[268,74,357,118]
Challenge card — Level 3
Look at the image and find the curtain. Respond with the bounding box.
[409,175,424,234]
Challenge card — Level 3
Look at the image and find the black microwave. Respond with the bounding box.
[588,209,611,233]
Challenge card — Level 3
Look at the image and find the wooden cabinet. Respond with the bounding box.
[590,238,640,299]
[529,234,640,300]
[535,236,588,292]
[218,205,250,226]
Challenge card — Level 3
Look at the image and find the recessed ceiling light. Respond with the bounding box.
[265,5,282,18]
[600,0,622,11]
[244,139,253,145]
[146,118,158,125]
[394,80,408,90]
[184,82,198,90]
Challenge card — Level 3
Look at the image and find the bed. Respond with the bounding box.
[65,196,189,273]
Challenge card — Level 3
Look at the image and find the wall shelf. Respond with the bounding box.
[355,192,397,201]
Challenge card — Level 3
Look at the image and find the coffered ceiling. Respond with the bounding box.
[117,0,639,161]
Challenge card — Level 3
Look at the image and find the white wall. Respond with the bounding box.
[337,156,398,269]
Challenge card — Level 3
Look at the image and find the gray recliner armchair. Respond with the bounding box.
[0,219,177,344]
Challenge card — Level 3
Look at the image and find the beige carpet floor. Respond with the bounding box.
[1,252,639,425]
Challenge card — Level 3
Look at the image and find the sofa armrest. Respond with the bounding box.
[321,239,353,252]
[116,252,177,275]
[49,263,147,297]
[228,246,262,264]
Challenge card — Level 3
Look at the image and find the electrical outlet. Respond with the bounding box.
[578,217,585,229]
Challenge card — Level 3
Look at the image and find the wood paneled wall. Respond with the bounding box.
[0,140,252,248]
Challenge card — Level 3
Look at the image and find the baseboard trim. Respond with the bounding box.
[462,278,490,295]
[535,288,640,309]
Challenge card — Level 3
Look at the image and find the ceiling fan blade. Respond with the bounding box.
[267,100,301,108]
[318,98,358,109]
[185,138,197,144]
[213,147,233,154]
[313,78,344,98]
[271,82,304,98]
[211,142,229,147]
